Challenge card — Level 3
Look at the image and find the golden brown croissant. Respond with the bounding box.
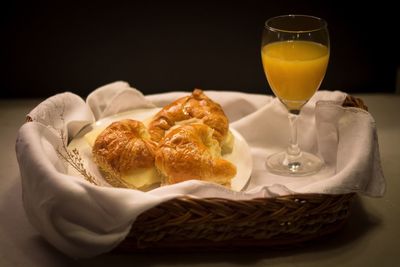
[148,89,229,146]
[155,123,237,187]
[92,119,159,189]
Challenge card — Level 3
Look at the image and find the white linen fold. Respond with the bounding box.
[16,81,385,258]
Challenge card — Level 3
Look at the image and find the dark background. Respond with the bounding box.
[1,0,398,98]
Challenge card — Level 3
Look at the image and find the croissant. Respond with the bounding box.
[155,123,237,187]
[148,89,230,147]
[92,119,159,189]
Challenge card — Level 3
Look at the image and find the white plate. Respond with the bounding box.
[68,108,252,191]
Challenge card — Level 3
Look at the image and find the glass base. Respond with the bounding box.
[266,151,323,176]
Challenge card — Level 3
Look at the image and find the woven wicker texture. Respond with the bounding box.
[118,95,366,251]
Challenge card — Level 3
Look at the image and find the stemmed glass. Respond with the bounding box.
[261,15,330,176]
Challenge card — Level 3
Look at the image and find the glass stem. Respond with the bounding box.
[287,111,301,159]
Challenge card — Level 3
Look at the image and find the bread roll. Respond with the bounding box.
[148,89,230,148]
[155,123,236,187]
[92,119,159,189]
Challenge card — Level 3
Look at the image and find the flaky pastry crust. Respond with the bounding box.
[155,123,236,186]
[92,119,157,180]
[148,89,229,145]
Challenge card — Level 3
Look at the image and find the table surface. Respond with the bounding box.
[1,94,399,267]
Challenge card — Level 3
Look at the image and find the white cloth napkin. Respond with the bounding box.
[16,81,385,258]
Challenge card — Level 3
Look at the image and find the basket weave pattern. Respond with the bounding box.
[118,95,366,251]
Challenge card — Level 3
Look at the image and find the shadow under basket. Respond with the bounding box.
[116,95,366,252]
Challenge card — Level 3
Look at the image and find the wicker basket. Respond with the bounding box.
[116,95,366,252]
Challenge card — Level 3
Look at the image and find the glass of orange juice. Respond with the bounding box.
[261,15,330,176]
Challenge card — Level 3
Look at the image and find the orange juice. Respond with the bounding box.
[261,41,329,110]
